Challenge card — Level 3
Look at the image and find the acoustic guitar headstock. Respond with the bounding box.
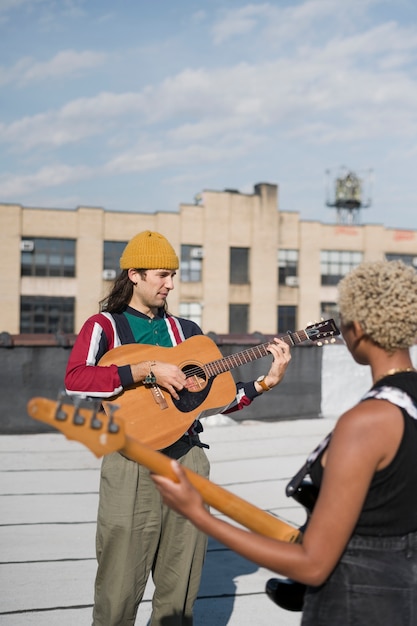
[304,318,340,346]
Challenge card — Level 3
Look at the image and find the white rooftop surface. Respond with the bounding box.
[0,414,334,626]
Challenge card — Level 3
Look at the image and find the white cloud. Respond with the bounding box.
[211,0,380,45]
[1,0,417,228]
[0,163,93,196]
[2,21,417,156]
[212,3,271,44]
[104,140,252,176]
[0,49,107,86]
[20,49,107,82]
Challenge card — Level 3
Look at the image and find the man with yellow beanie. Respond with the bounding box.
[65,230,291,626]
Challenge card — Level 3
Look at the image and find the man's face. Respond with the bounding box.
[133,269,176,310]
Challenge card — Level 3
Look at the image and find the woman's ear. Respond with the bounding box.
[351,320,365,340]
[352,321,368,346]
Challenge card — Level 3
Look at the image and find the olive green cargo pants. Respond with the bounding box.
[92,445,210,626]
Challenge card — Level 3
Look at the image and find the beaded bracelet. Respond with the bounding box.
[144,361,157,385]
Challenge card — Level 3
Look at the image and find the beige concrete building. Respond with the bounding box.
[1,182,416,336]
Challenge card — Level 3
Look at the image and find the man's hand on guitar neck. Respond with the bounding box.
[130,360,187,400]
[254,338,292,393]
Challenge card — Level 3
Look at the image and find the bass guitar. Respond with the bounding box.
[265,480,318,611]
[98,319,340,449]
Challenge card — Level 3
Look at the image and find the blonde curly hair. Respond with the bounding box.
[338,260,417,352]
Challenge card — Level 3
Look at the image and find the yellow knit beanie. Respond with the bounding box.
[119,231,179,270]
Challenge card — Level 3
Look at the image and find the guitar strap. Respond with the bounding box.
[285,433,332,497]
[286,385,417,497]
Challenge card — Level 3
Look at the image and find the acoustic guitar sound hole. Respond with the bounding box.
[182,363,207,392]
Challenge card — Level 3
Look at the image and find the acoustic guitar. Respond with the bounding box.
[27,395,302,544]
[98,319,340,449]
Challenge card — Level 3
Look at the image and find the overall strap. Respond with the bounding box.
[97,312,124,349]
[105,311,135,345]
[361,385,417,421]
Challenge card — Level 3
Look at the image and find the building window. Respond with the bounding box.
[103,241,128,278]
[278,249,299,286]
[320,250,362,286]
[20,296,75,334]
[230,247,250,284]
[179,302,203,327]
[181,245,203,282]
[385,253,417,268]
[21,238,76,277]
[229,304,249,334]
[278,305,296,333]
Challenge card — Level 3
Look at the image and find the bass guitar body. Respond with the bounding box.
[265,480,318,612]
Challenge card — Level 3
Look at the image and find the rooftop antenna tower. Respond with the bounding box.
[325,167,373,224]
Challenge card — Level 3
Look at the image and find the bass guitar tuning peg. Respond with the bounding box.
[55,389,68,421]
[72,396,85,426]
[103,402,121,433]
[89,400,103,430]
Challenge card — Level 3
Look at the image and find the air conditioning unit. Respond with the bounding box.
[102,269,117,281]
[20,240,34,252]
[190,247,204,259]
[285,275,299,287]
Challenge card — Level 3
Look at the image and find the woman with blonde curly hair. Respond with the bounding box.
[152,259,417,626]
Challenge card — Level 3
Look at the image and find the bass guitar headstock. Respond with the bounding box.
[27,393,125,458]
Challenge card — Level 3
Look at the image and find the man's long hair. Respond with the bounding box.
[100,269,145,314]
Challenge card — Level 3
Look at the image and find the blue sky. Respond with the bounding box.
[1,0,417,228]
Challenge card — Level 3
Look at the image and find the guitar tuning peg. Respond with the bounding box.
[89,399,103,430]
[317,341,323,347]
[103,402,121,433]
[55,389,68,421]
[72,395,85,426]
[108,422,120,434]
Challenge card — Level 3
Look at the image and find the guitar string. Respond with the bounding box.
[182,341,281,379]
[181,328,324,379]
[164,322,336,381]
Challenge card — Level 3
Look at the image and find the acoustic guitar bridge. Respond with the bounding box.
[150,383,168,410]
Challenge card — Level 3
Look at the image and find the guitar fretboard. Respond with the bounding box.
[204,330,308,377]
